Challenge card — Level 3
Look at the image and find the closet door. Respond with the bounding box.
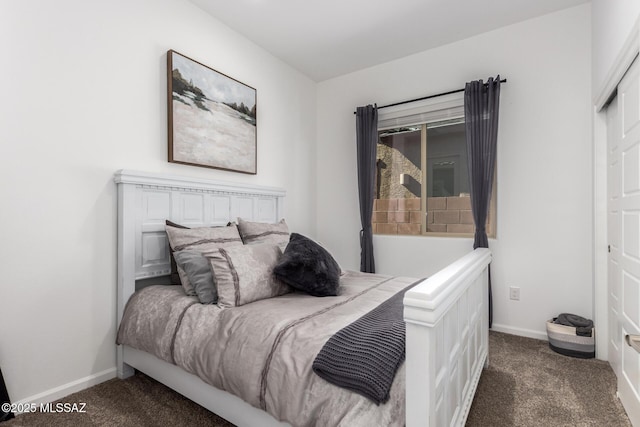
[608,90,621,379]
[612,56,640,425]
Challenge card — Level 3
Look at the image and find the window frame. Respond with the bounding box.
[375,92,496,239]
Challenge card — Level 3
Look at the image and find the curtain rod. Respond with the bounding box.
[353,78,507,114]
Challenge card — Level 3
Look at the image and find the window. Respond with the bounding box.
[372,94,495,237]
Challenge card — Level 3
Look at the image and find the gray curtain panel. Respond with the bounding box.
[356,104,378,273]
[465,76,500,327]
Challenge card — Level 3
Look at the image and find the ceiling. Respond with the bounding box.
[189,0,590,82]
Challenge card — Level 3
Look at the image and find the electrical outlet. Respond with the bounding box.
[509,287,520,301]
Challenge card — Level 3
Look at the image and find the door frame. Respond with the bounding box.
[594,19,640,360]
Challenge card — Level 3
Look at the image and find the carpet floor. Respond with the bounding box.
[466,332,630,426]
[3,331,631,426]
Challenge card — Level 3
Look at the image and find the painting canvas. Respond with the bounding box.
[168,50,257,174]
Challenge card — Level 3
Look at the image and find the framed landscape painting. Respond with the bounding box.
[167,50,257,174]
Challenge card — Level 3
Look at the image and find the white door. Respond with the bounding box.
[610,56,640,425]
[608,86,622,379]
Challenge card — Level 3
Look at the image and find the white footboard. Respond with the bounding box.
[404,248,491,427]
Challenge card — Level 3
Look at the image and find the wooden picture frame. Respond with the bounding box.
[167,50,257,174]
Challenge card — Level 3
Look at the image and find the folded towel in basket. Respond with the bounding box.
[553,313,593,337]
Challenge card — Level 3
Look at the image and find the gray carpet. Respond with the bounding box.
[467,332,630,426]
[3,332,631,426]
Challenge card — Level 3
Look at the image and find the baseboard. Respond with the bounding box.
[13,367,117,413]
[491,323,547,341]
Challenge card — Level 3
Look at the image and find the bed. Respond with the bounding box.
[114,170,491,427]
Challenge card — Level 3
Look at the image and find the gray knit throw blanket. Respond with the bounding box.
[312,282,417,404]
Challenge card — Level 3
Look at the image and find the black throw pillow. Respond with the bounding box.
[273,233,341,296]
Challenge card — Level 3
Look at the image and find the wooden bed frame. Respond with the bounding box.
[115,170,490,427]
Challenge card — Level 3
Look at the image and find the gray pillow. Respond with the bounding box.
[205,243,291,307]
[166,222,243,296]
[237,218,290,246]
[173,251,217,304]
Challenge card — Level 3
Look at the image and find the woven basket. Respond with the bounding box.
[546,319,595,359]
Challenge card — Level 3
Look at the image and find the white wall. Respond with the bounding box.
[592,0,640,95]
[0,0,316,403]
[316,4,592,339]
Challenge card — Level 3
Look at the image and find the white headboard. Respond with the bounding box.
[114,169,285,339]
[115,169,285,279]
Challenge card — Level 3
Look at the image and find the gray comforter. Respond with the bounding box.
[117,271,415,427]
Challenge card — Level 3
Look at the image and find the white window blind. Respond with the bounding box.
[377,92,464,130]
